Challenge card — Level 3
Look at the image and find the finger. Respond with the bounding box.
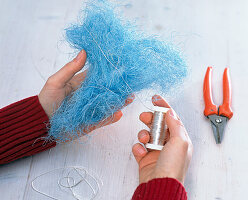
[83,95,133,134]
[165,109,187,140]
[152,95,171,108]
[103,110,123,126]
[84,111,123,133]
[51,50,87,87]
[124,94,135,107]
[87,95,133,133]
[138,130,150,144]
[132,143,148,163]
[69,70,87,91]
[139,112,153,128]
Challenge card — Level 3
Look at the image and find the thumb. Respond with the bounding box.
[166,109,187,140]
[132,143,148,163]
[50,50,87,87]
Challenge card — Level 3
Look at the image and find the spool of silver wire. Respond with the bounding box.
[145,106,169,151]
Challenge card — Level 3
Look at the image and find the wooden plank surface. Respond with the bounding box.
[1,0,248,199]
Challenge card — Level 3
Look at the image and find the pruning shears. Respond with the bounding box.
[203,67,233,144]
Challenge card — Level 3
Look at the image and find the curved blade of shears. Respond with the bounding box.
[208,114,228,144]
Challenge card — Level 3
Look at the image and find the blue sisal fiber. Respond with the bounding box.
[49,0,187,142]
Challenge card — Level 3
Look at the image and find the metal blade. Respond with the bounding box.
[208,114,228,144]
[210,120,219,143]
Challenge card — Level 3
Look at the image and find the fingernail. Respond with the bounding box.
[138,132,147,139]
[138,146,146,155]
[152,95,161,102]
[75,50,84,62]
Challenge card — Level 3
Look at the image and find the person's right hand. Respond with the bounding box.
[132,95,193,184]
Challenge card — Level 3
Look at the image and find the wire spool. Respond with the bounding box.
[145,106,170,151]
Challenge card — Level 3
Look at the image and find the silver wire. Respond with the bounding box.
[31,166,102,200]
[149,111,167,146]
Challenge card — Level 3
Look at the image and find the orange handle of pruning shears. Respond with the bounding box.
[203,67,218,116]
[219,68,233,119]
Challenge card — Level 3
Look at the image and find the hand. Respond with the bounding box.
[132,95,193,185]
[39,50,133,132]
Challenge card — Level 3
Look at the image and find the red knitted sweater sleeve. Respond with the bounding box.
[0,96,56,164]
[132,178,187,200]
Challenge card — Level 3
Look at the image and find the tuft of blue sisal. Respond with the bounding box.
[49,0,187,142]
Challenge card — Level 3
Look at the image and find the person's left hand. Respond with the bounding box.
[39,50,133,133]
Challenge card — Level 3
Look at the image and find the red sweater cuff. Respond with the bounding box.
[0,96,56,164]
[132,178,187,200]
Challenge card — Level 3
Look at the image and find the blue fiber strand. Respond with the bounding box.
[49,0,187,142]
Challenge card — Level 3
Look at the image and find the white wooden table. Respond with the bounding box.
[1,0,248,199]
